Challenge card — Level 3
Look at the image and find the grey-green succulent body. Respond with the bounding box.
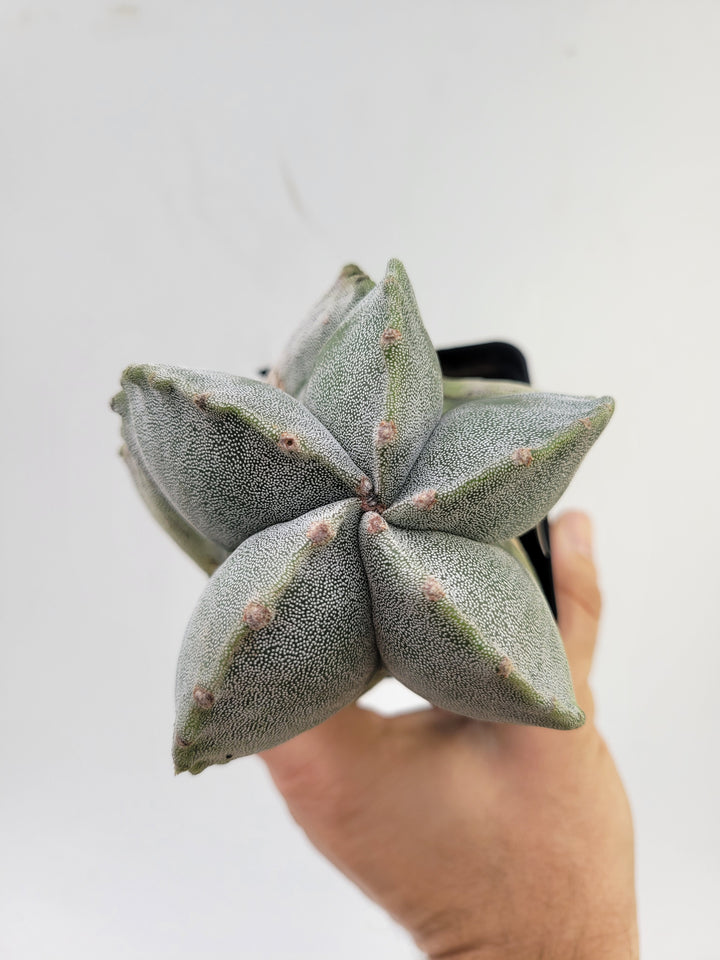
[112,259,614,775]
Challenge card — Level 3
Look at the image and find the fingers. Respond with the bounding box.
[550,510,602,696]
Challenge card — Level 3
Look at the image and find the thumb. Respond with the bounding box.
[550,511,603,700]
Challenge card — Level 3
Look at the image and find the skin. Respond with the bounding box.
[260,511,638,959]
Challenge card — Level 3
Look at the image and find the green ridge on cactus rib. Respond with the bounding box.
[173,499,379,774]
[270,264,375,397]
[303,259,444,505]
[385,392,614,544]
[442,376,533,413]
[114,363,368,552]
[358,516,583,729]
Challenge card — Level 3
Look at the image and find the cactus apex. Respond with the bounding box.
[421,576,445,602]
[512,447,533,466]
[358,476,384,513]
[192,685,214,710]
[306,520,335,545]
[376,420,398,448]
[242,601,274,630]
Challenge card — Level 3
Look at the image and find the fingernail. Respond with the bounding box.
[564,513,593,558]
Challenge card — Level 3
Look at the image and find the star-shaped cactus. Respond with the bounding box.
[112,259,614,775]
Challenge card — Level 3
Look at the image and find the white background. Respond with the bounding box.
[2,1,719,957]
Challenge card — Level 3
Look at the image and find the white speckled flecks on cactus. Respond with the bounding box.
[111,258,614,774]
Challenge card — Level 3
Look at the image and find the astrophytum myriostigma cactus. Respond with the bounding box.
[111,259,614,775]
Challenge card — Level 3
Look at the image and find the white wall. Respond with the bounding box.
[2,2,719,957]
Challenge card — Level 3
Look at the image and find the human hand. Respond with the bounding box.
[260,511,638,959]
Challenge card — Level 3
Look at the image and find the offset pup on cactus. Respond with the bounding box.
[111,259,614,775]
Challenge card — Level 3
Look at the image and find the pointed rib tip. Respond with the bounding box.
[554,704,586,731]
[338,263,367,280]
[600,395,616,417]
[383,259,412,290]
[109,389,126,414]
[588,396,615,434]
[173,734,196,776]
[120,363,153,386]
[174,741,213,775]
[173,755,204,776]
[385,257,407,277]
[122,362,179,390]
[172,748,186,776]
[173,748,191,776]
[382,259,421,315]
